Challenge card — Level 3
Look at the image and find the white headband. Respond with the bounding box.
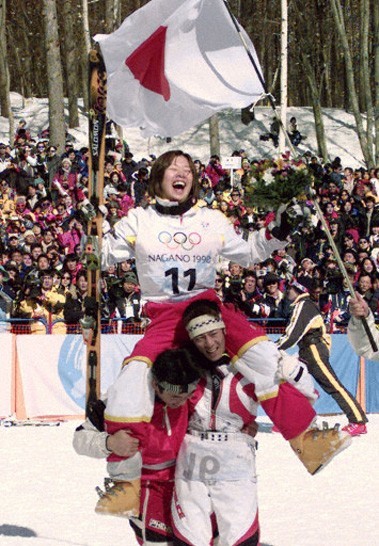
[156,380,199,394]
[186,314,225,340]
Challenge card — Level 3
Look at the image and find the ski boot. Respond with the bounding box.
[289,422,352,475]
[95,477,141,518]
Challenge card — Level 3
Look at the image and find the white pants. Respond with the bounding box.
[172,433,258,546]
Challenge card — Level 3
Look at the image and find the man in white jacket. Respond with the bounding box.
[348,292,379,360]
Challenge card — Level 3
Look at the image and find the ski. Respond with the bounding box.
[0,417,64,427]
[81,48,107,417]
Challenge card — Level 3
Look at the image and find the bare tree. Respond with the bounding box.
[360,0,375,162]
[105,0,120,32]
[209,114,220,158]
[61,0,79,128]
[0,0,14,142]
[80,0,91,110]
[330,0,374,167]
[291,0,329,161]
[373,0,379,164]
[278,0,288,153]
[42,0,65,152]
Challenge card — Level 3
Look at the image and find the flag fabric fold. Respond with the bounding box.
[94,0,265,137]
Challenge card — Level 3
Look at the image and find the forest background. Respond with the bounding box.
[0,0,378,166]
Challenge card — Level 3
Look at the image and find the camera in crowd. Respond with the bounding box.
[324,269,343,294]
[223,276,244,306]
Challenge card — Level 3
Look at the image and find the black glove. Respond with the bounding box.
[270,202,303,241]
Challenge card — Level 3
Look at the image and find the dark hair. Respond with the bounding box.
[30,242,43,251]
[148,150,199,200]
[182,299,221,328]
[36,253,50,263]
[76,269,87,282]
[151,348,200,389]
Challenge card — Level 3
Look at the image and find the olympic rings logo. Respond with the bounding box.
[158,231,202,251]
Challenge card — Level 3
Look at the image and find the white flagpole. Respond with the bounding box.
[279,0,288,154]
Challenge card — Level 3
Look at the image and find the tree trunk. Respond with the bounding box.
[0,0,14,144]
[209,114,220,158]
[80,0,90,111]
[42,0,66,153]
[105,0,119,32]
[373,0,379,164]
[359,0,375,167]
[292,0,328,161]
[279,0,288,153]
[0,0,10,117]
[330,0,374,167]
[61,0,79,128]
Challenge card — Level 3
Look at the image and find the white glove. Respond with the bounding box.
[277,350,318,404]
[102,219,111,235]
[277,350,304,383]
[252,304,261,314]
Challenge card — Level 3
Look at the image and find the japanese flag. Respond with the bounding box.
[95,0,265,137]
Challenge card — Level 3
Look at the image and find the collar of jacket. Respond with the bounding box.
[155,196,196,216]
[291,292,310,307]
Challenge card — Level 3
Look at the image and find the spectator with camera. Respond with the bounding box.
[13,269,65,333]
[274,248,296,282]
[261,272,290,321]
[63,269,89,328]
[213,273,225,300]
[108,272,145,327]
[198,177,215,207]
[238,271,269,320]
[46,245,63,272]
[57,217,85,255]
[322,265,355,333]
[205,154,228,189]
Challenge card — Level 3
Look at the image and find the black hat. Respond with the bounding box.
[122,272,138,285]
[288,278,310,293]
[64,253,79,262]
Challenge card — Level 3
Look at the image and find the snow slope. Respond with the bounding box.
[0,415,378,546]
[0,93,369,169]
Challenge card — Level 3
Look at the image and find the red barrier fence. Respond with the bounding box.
[4,318,288,336]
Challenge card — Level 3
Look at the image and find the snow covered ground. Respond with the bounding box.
[1,414,378,546]
[0,92,369,169]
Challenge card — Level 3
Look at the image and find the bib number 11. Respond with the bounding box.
[165,267,196,294]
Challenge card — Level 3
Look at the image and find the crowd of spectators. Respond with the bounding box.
[1,118,379,334]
